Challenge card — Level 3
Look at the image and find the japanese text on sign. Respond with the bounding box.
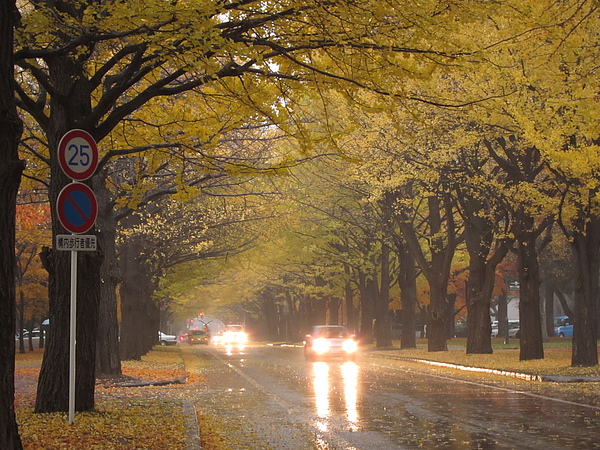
[56,235,97,251]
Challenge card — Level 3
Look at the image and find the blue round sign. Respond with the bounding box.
[57,182,98,234]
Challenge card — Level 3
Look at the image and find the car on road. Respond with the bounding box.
[507,322,520,338]
[491,320,520,338]
[188,329,210,345]
[217,324,248,345]
[16,329,42,340]
[158,331,178,346]
[554,316,573,337]
[303,325,358,362]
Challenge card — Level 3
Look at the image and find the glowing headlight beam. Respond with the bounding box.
[312,338,330,354]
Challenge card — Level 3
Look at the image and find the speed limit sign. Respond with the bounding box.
[58,129,99,181]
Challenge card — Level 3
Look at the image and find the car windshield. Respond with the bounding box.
[316,327,348,338]
[226,325,243,332]
[190,330,206,335]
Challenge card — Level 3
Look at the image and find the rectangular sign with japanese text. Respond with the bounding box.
[56,235,97,251]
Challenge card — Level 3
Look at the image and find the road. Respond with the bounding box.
[191,344,600,449]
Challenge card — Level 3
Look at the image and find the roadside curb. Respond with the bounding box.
[183,402,202,449]
[176,346,203,449]
[367,353,600,383]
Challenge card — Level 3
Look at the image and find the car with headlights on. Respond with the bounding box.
[220,324,248,345]
[303,325,358,361]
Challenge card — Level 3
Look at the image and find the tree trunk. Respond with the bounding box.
[312,296,327,324]
[328,296,340,325]
[0,0,24,440]
[427,282,448,352]
[119,237,158,360]
[446,293,457,339]
[375,242,392,348]
[497,291,508,340]
[260,295,278,341]
[544,282,555,337]
[570,223,600,366]
[459,188,511,353]
[357,272,374,344]
[35,49,103,412]
[36,248,101,412]
[516,220,544,361]
[466,257,494,354]
[398,240,417,349]
[92,178,121,376]
[426,197,453,352]
[397,195,457,352]
[344,265,357,334]
[18,293,25,354]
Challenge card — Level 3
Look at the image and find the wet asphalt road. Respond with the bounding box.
[191,344,600,449]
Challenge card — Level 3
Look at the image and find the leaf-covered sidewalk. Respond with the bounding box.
[15,346,204,449]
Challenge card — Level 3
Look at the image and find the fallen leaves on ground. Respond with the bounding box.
[17,399,186,449]
[15,346,190,449]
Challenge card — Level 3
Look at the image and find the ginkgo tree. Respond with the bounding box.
[118,169,275,359]
[460,0,600,364]
[15,0,491,414]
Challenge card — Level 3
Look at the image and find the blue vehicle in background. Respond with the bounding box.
[554,316,573,337]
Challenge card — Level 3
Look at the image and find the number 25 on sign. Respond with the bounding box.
[58,129,99,181]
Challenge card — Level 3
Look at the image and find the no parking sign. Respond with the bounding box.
[56,182,98,234]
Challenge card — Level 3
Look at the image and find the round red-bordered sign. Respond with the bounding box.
[58,129,99,181]
[57,182,98,234]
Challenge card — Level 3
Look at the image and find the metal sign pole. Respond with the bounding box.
[68,247,77,425]
[57,129,99,425]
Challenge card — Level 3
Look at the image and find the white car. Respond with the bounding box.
[491,321,520,338]
[158,331,178,346]
[303,325,358,362]
[218,324,248,345]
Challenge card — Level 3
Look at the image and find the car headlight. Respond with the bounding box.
[312,338,330,354]
[237,332,248,343]
[342,339,358,353]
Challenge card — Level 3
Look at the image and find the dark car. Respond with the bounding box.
[188,330,209,345]
[303,325,358,362]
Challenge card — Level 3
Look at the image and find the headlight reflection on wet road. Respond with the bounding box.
[313,362,329,431]
[312,361,360,432]
[225,344,245,356]
[341,361,359,429]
